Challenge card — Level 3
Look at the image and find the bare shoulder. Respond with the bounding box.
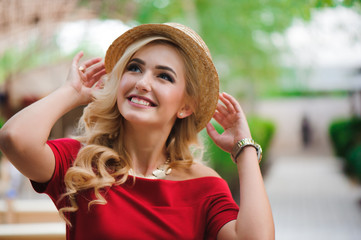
[168,161,221,181]
[189,161,221,178]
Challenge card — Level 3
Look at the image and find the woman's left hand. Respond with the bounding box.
[206,92,252,153]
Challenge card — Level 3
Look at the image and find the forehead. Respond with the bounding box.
[132,42,185,68]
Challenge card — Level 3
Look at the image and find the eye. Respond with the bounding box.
[158,73,174,83]
[127,63,142,73]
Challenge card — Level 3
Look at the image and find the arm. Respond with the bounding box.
[0,52,106,183]
[206,92,275,240]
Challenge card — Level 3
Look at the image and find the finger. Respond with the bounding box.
[78,57,103,75]
[87,69,107,88]
[83,57,103,69]
[219,93,236,114]
[83,64,105,86]
[215,101,235,124]
[216,102,229,116]
[84,62,105,78]
[72,51,84,67]
[206,123,220,143]
[213,111,227,127]
[222,92,242,113]
[223,93,248,121]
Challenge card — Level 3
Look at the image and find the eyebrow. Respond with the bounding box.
[129,58,177,77]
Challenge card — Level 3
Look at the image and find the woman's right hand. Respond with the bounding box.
[66,51,106,105]
[0,52,106,183]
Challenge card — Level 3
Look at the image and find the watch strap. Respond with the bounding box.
[231,138,262,163]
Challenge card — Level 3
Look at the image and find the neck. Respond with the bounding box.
[123,121,172,176]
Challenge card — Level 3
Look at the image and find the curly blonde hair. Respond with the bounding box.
[58,36,202,225]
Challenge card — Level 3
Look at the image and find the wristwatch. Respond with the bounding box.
[231,138,262,163]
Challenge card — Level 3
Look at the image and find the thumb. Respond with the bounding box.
[72,51,84,68]
[206,122,220,143]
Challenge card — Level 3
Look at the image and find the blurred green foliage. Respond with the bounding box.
[0,40,67,85]
[261,89,349,99]
[329,117,361,180]
[248,115,276,162]
[329,118,361,157]
[2,0,360,96]
[347,145,361,181]
[200,115,275,183]
[134,0,309,98]
[130,0,360,98]
[77,0,361,98]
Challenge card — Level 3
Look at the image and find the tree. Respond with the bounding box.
[132,0,361,97]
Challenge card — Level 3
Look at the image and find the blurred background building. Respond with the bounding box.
[0,0,360,239]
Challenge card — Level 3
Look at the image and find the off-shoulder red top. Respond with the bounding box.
[31,138,239,240]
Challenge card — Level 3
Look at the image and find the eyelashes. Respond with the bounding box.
[127,63,141,73]
[126,63,175,83]
[158,73,174,83]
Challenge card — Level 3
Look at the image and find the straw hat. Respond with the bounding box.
[104,23,219,132]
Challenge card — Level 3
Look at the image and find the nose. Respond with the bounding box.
[135,72,152,92]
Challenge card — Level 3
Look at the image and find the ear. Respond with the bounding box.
[177,103,193,119]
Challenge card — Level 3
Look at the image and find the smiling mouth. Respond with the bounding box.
[128,96,157,107]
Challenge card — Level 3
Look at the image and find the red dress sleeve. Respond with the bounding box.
[204,178,239,239]
[30,138,81,208]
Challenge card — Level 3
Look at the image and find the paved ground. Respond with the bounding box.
[255,96,361,239]
[265,153,361,240]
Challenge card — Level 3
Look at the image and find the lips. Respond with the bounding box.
[127,95,157,107]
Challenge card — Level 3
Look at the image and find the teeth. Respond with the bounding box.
[131,97,151,106]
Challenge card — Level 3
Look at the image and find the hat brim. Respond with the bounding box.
[105,23,219,132]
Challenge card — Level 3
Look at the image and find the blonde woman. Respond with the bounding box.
[0,23,274,239]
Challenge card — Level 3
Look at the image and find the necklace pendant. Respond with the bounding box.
[165,168,172,175]
[152,166,172,179]
[152,169,166,179]
[129,159,172,179]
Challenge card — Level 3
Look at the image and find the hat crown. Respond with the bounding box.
[164,23,212,60]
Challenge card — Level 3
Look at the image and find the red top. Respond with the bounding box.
[31,138,239,240]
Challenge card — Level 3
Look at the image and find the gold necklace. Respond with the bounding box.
[129,159,172,180]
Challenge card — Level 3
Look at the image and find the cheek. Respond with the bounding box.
[118,76,127,92]
[117,75,131,96]
[116,76,129,105]
[162,86,186,107]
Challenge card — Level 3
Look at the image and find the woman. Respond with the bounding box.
[0,23,274,239]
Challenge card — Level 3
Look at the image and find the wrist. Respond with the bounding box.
[60,84,89,107]
[235,146,257,161]
[231,138,262,164]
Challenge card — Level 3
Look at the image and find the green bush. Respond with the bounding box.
[329,118,361,158]
[346,145,361,181]
[200,116,275,183]
[329,117,361,181]
[248,115,275,163]
[200,120,235,183]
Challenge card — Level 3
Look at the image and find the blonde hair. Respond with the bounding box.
[59,36,202,225]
